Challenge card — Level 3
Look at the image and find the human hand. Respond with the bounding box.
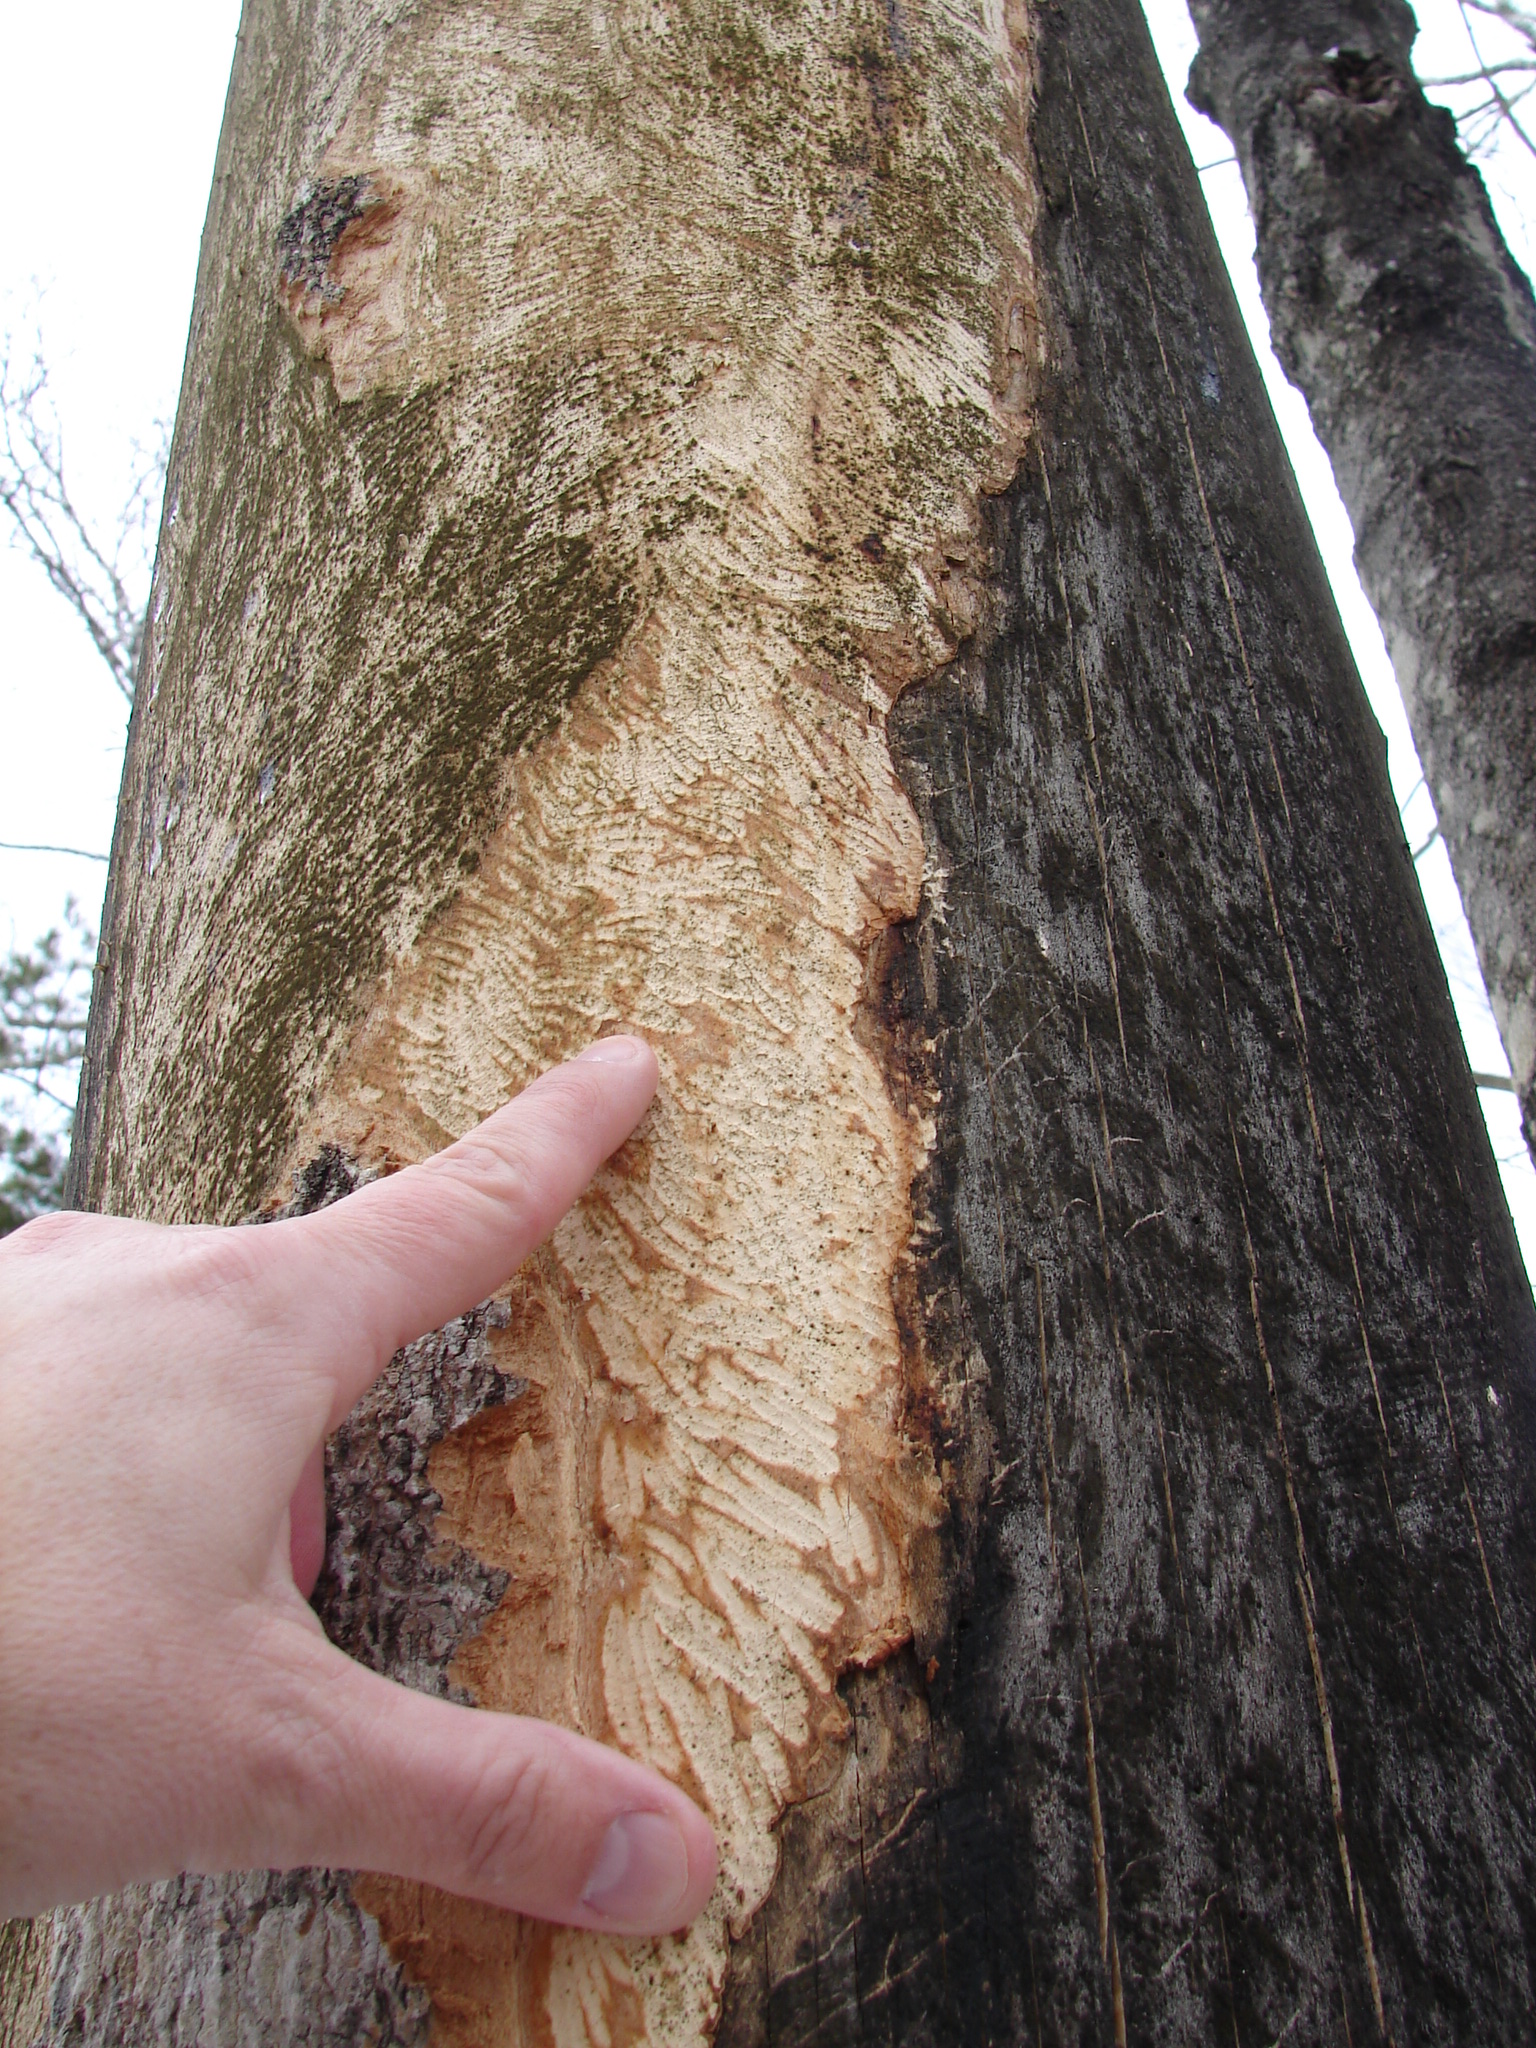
[0,1037,717,1933]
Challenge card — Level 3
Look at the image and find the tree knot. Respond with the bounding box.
[276,176,376,304]
[1300,48,1405,120]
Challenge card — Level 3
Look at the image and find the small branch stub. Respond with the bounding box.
[276,176,376,304]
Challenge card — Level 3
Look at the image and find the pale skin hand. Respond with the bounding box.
[0,1035,718,1932]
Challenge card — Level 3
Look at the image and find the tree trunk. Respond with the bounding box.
[1186,0,1536,1160]
[14,0,1536,2042]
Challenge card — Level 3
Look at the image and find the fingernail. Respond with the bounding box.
[581,1811,691,1926]
[576,1035,649,1064]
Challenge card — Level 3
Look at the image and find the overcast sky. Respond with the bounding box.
[1,0,1533,1272]
[0,1,241,943]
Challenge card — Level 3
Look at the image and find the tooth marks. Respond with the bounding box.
[268,0,1042,2035]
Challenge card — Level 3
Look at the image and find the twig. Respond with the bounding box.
[0,334,165,703]
[0,841,108,862]
[1423,60,1536,86]
[1456,0,1536,161]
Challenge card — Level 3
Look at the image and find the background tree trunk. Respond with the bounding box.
[12,0,1536,2042]
[1186,0,1536,1162]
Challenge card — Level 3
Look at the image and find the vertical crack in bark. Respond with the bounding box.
[1297,1575,1390,2045]
[1231,1118,1393,2035]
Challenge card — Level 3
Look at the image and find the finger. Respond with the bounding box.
[259,1630,718,1935]
[288,1443,327,1600]
[282,1036,658,1417]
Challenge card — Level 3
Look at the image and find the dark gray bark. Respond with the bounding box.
[15,0,1536,2043]
[717,4,1536,2039]
[1186,0,1536,1160]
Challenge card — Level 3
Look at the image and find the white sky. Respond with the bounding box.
[0,2,241,945]
[0,0,1531,1276]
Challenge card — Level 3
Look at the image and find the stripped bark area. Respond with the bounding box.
[265,0,1043,2029]
[39,0,1536,2043]
[62,0,1041,2039]
[1187,0,1536,1156]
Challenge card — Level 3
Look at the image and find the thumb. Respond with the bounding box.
[253,1629,718,1934]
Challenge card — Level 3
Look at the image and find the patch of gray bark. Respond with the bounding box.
[315,1301,517,1699]
[269,1145,517,1702]
[44,1872,431,2048]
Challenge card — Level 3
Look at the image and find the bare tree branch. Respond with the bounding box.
[1422,0,1536,163]
[0,316,165,1225]
[0,905,94,1110]
[0,903,97,1232]
[0,841,108,862]
[1424,59,1536,86]
[0,334,166,703]
[1465,0,1536,43]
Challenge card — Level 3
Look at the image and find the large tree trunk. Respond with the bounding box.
[12,0,1536,2042]
[1186,0,1536,1160]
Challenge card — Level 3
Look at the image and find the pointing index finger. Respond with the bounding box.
[292,1036,658,1417]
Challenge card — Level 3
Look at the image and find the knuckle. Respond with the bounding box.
[548,1063,616,1130]
[435,1133,538,1225]
[0,1209,94,1260]
[456,1743,555,1894]
[167,1225,291,1328]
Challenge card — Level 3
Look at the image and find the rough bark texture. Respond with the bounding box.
[18,0,1536,2042]
[40,1873,432,2048]
[0,1919,48,2046]
[1186,0,1536,1158]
